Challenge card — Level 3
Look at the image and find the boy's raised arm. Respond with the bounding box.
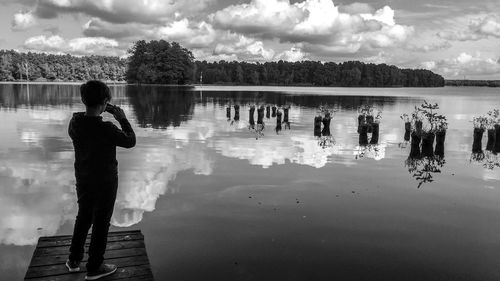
[109,107,136,148]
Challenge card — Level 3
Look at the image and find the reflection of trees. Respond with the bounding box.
[406,156,445,188]
[0,84,79,109]
[126,85,195,128]
[354,145,383,160]
[193,90,404,111]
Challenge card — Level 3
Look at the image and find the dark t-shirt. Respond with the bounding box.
[68,112,136,184]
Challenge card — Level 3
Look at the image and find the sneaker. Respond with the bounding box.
[65,259,80,272]
[85,264,117,280]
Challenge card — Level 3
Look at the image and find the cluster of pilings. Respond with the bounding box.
[226,105,240,122]
[407,129,446,159]
[405,130,447,188]
[226,104,291,135]
[472,125,500,154]
[357,114,379,145]
[314,112,331,137]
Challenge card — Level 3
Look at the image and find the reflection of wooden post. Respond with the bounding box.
[415,121,423,134]
[486,129,496,151]
[472,128,484,153]
[272,106,277,117]
[404,131,410,142]
[435,131,446,157]
[421,132,435,157]
[370,123,379,144]
[357,114,365,133]
[409,132,421,158]
[314,116,322,130]
[322,113,331,136]
[404,121,411,141]
[322,115,331,129]
[366,115,374,124]
[234,105,240,121]
[314,115,322,137]
[276,111,282,134]
[495,124,500,153]
[321,127,331,136]
[266,106,270,119]
[249,106,255,128]
[366,115,374,133]
[257,106,265,124]
[358,124,368,145]
[405,122,411,132]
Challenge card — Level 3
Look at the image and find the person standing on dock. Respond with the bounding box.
[66,80,136,280]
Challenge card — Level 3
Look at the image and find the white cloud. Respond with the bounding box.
[156,19,218,49]
[422,52,500,78]
[275,47,307,62]
[212,0,413,55]
[406,41,452,52]
[112,144,213,227]
[438,15,500,41]
[11,10,36,31]
[339,2,374,14]
[34,0,216,23]
[470,15,500,38]
[214,34,275,61]
[23,35,124,56]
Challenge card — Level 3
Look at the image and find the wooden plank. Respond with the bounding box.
[37,233,143,248]
[112,276,154,281]
[29,247,147,267]
[25,264,153,281]
[26,230,154,281]
[34,240,145,256]
[38,230,141,242]
[25,255,150,279]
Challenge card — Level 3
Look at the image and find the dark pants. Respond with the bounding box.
[69,181,118,271]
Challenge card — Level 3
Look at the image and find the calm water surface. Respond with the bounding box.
[0,84,499,281]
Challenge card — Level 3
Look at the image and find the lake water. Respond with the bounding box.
[0,84,499,281]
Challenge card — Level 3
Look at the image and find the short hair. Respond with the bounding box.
[80,80,111,107]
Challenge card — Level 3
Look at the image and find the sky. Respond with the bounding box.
[0,0,499,79]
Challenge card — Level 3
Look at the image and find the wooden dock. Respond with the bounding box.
[24,230,154,281]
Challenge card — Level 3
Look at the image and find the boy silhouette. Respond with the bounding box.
[66,80,136,280]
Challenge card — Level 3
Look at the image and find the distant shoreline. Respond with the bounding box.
[0,81,127,85]
[445,80,500,87]
[0,81,498,88]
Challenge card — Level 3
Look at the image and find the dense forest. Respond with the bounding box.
[193,60,445,87]
[1,40,445,87]
[0,50,127,82]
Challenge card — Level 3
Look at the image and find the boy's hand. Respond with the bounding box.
[112,107,127,121]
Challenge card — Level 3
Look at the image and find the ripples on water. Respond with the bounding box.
[0,84,499,280]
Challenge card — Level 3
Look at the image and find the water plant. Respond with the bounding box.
[472,116,489,130]
[400,113,411,123]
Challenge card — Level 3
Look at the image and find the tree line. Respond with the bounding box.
[0,50,127,82]
[1,40,445,87]
[193,60,444,87]
[446,80,500,87]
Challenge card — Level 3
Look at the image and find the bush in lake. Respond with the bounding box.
[357,105,381,144]
[400,101,449,188]
[471,109,500,166]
